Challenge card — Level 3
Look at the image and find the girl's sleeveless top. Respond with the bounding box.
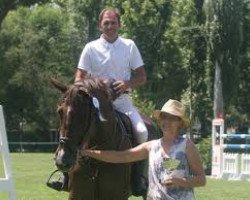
[147,137,196,200]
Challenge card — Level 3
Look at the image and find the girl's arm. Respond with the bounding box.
[185,138,206,187]
[82,141,152,163]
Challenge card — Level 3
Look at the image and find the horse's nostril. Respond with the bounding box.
[54,152,76,173]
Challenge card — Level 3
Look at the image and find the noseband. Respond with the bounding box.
[59,137,74,149]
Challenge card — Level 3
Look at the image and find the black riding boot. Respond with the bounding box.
[47,172,69,192]
[131,159,148,197]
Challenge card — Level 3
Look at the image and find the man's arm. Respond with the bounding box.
[74,68,88,82]
[112,66,147,94]
[129,66,147,88]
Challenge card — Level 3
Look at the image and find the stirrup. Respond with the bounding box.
[46,170,67,191]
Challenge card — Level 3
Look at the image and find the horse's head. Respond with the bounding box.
[51,77,114,172]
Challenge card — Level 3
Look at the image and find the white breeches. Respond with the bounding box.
[113,94,148,143]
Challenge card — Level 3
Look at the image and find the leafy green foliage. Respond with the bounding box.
[196,136,212,173]
[204,0,244,111]
[0,5,75,132]
[121,0,193,106]
[131,90,156,116]
[0,0,249,139]
[0,0,50,28]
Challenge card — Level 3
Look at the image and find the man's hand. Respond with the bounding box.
[75,69,87,82]
[112,80,130,95]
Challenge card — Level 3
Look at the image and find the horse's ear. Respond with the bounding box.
[50,77,68,93]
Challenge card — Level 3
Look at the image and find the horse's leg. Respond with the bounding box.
[68,164,95,200]
[98,163,131,200]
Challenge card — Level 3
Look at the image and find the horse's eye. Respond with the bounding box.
[58,109,62,115]
[57,106,63,116]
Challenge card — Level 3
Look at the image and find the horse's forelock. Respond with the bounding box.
[69,85,86,109]
[82,78,113,100]
[62,78,113,112]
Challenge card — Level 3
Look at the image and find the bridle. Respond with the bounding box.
[58,85,94,153]
[53,81,133,186]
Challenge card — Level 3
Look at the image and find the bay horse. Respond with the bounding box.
[50,77,160,200]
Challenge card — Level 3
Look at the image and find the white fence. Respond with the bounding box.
[221,134,250,180]
[222,153,240,179]
[0,105,16,199]
[212,119,250,180]
[221,152,250,180]
[241,154,250,176]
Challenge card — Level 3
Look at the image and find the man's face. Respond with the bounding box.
[99,11,120,39]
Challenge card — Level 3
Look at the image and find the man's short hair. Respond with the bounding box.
[99,8,121,24]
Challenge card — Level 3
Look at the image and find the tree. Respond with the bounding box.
[226,0,250,126]
[0,0,249,139]
[121,0,192,105]
[0,0,50,28]
[237,0,250,118]
[0,5,74,133]
[204,0,243,115]
[180,0,212,136]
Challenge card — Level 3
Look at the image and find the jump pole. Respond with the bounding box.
[211,118,224,178]
[0,105,16,200]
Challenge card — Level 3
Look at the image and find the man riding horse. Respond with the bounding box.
[49,7,148,195]
[74,7,148,195]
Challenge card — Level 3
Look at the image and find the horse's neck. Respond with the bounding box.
[89,93,118,149]
[93,91,115,118]
[88,117,117,149]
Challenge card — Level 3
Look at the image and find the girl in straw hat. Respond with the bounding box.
[82,99,206,200]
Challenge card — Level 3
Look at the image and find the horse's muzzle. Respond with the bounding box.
[55,148,76,172]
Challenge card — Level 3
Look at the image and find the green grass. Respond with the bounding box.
[0,153,250,200]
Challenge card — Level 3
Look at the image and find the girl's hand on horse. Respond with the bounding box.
[81,149,94,157]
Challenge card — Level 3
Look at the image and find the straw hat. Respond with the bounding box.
[153,99,190,128]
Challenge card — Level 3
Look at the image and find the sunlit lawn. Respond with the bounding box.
[0,153,250,200]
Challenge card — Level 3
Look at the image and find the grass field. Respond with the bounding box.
[0,153,250,200]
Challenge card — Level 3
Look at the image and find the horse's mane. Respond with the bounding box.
[78,77,114,97]
[64,77,115,110]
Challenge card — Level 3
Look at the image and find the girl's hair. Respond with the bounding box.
[182,119,190,128]
[99,8,121,24]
